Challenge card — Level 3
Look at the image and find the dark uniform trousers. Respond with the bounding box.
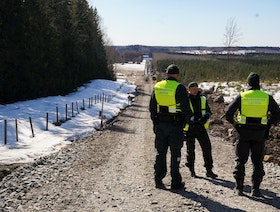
[234,127,266,186]
[185,124,213,170]
[154,122,184,185]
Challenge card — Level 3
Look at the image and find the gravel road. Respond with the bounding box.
[0,76,280,211]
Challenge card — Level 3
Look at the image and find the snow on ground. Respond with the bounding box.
[114,62,146,72]
[0,61,279,165]
[199,81,280,103]
[0,73,140,165]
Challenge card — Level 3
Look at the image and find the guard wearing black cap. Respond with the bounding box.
[225,72,280,197]
[183,82,218,179]
[149,64,192,189]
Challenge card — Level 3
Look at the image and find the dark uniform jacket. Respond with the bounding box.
[149,77,192,127]
[188,91,211,125]
[225,87,280,139]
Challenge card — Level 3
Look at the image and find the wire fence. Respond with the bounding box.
[0,93,133,145]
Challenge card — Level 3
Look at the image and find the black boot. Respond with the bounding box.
[155,178,165,189]
[171,181,185,190]
[251,179,262,197]
[234,179,244,196]
[206,169,218,179]
[186,163,196,178]
[189,166,197,178]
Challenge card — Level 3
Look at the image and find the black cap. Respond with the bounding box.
[188,82,198,88]
[247,72,260,87]
[165,64,179,74]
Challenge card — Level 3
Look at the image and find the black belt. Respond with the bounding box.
[158,115,178,122]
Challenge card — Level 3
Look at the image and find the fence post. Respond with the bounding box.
[15,119,18,141]
[72,102,74,117]
[65,104,68,121]
[29,117,34,137]
[81,99,85,110]
[4,120,7,145]
[76,101,79,114]
[101,93,104,129]
[56,105,59,123]
[46,112,49,131]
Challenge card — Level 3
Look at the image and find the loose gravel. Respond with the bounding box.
[0,82,279,212]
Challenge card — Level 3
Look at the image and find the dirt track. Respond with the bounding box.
[0,72,280,211]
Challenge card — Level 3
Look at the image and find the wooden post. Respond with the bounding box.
[81,99,85,110]
[29,117,34,137]
[101,93,104,129]
[46,113,48,131]
[76,101,79,114]
[4,120,7,145]
[56,105,59,123]
[15,119,18,141]
[72,102,74,117]
[65,104,68,120]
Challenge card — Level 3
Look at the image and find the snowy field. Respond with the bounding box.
[0,61,279,165]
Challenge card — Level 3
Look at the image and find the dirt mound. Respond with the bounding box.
[205,90,280,166]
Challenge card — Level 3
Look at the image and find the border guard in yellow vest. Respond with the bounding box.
[225,72,280,197]
[183,82,218,179]
[149,64,192,190]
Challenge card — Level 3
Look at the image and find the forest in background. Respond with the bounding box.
[152,53,280,86]
[1,0,280,105]
[0,0,114,104]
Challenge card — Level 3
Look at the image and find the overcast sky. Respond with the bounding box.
[88,0,280,47]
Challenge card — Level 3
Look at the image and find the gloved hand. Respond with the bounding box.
[232,122,239,130]
[264,122,272,139]
[152,116,159,134]
[188,122,196,129]
[153,125,157,133]
[200,113,210,124]
[184,131,191,140]
[152,116,158,125]
[199,116,208,125]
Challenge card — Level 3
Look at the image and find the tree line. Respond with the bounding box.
[0,0,115,104]
[153,54,280,86]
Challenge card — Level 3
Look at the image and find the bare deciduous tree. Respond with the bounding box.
[223,17,242,82]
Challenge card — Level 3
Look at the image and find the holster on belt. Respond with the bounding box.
[158,114,183,126]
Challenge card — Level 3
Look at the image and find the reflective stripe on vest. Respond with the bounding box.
[184,96,209,131]
[237,90,269,125]
[154,80,181,113]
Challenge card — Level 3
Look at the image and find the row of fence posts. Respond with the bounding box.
[1,93,116,145]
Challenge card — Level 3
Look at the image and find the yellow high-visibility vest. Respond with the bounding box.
[184,96,209,131]
[154,80,181,113]
[237,90,269,125]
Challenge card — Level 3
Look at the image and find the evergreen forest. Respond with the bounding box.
[153,54,280,86]
[0,0,114,104]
